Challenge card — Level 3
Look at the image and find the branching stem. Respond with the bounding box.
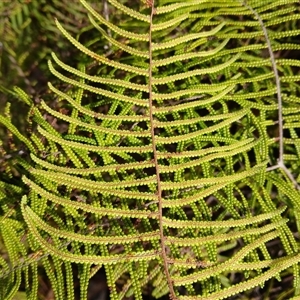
[241,0,300,190]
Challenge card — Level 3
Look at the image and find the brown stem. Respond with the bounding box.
[147,1,177,299]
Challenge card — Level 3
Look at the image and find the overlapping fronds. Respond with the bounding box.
[1,0,300,299]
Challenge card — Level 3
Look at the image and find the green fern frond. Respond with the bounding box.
[1,0,300,299]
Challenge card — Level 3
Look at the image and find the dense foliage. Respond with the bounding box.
[1,1,300,299]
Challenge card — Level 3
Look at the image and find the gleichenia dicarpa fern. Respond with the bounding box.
[1,0,300,299]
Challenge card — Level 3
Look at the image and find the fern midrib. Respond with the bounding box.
[147,1,176,299]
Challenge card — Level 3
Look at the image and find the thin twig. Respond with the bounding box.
[147,0,177,298]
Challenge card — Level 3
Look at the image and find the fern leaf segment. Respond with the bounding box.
[80,0,149,41]
[55,19,148,76]
[50,53,149,91]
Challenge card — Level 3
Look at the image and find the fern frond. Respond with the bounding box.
[1,0,300,299]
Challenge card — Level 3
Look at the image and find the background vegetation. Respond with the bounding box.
[0,1,110,299]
